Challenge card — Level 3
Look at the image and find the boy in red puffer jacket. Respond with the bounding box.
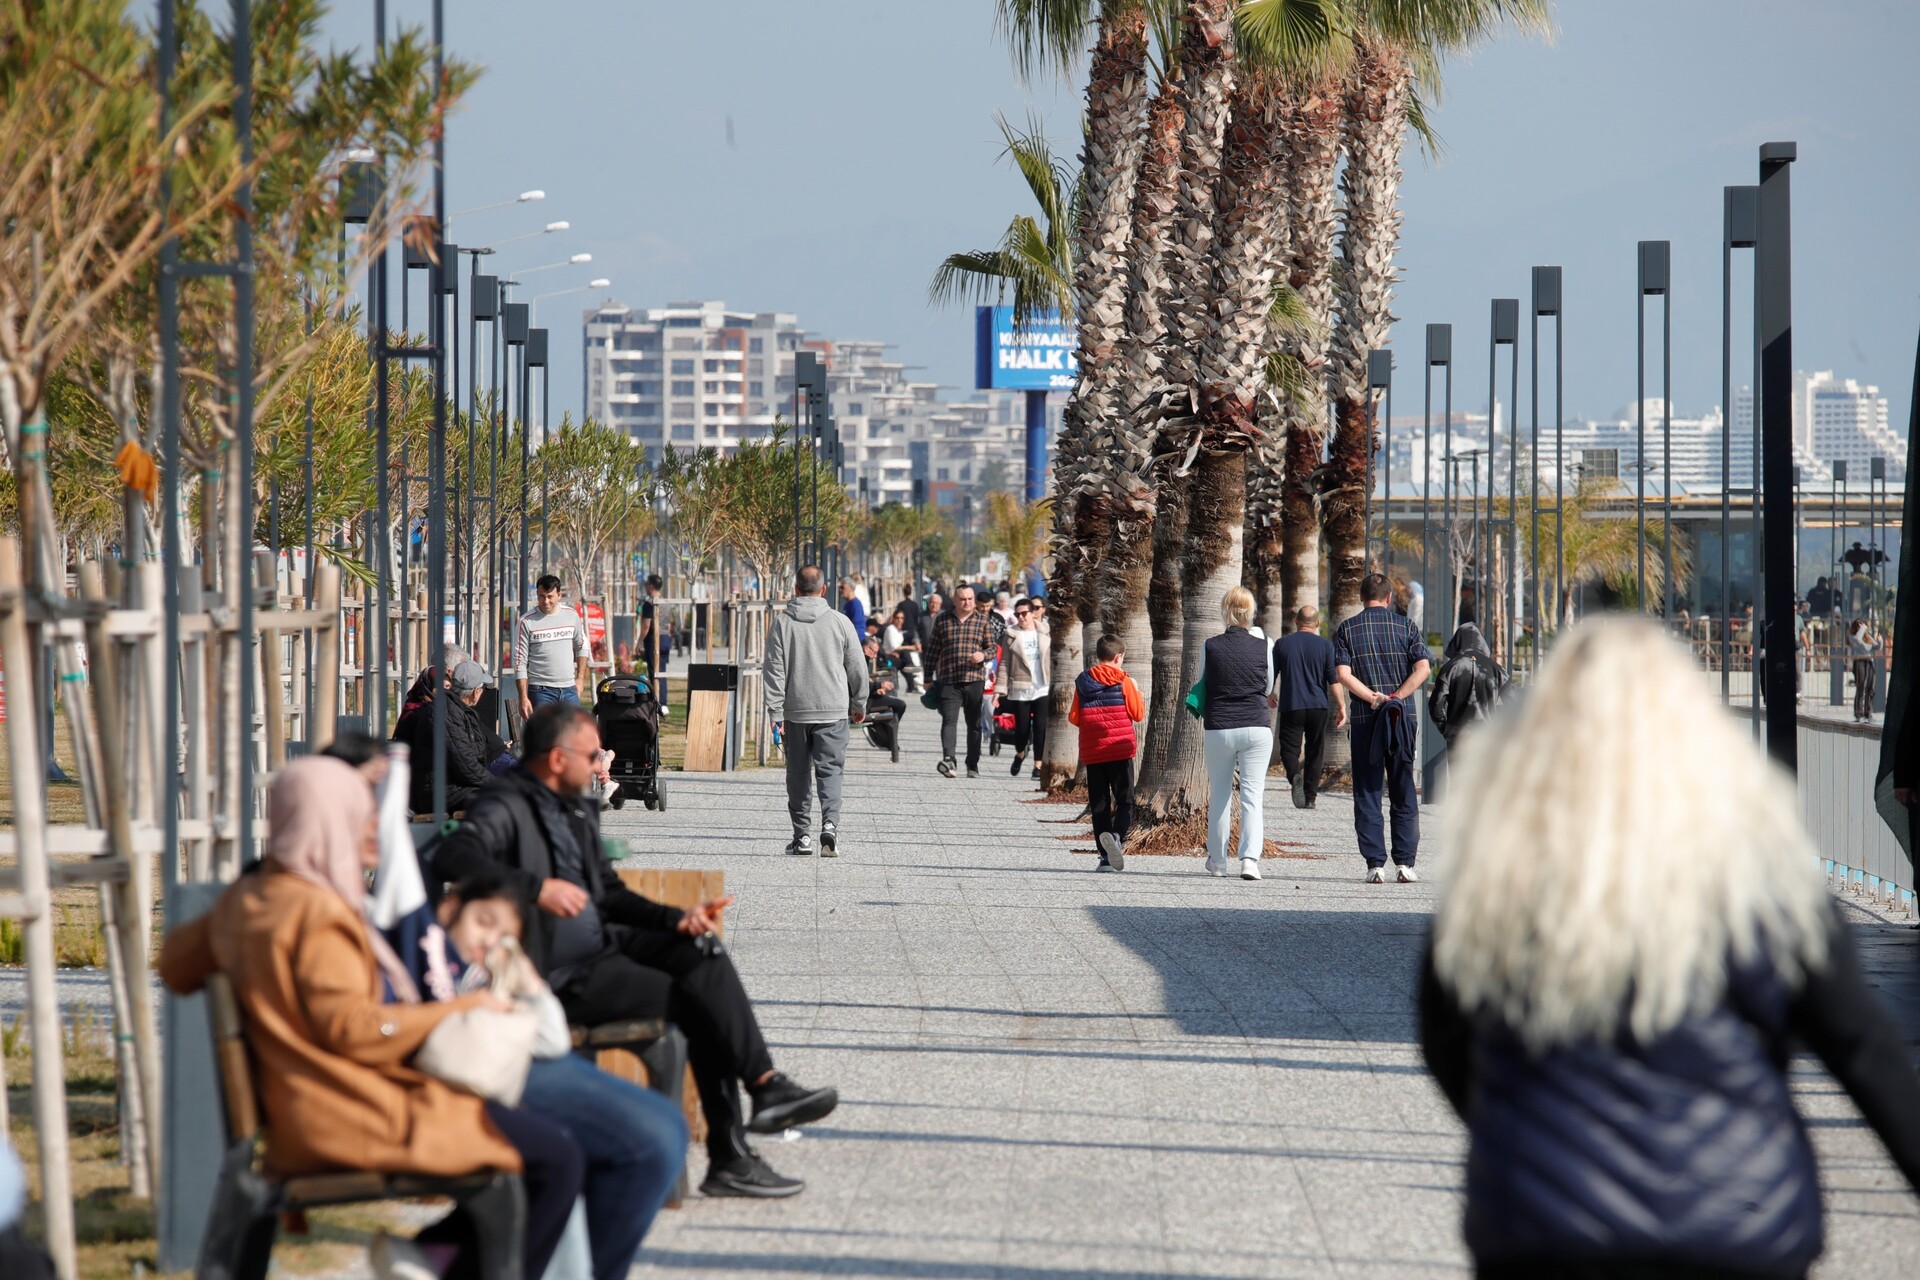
[1068,634,1146,871]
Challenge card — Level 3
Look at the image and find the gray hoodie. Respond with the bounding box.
[764,594,867,724]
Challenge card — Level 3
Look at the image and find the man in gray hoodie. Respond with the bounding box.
[764,565,868,857]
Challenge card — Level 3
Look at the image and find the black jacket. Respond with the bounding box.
[1419,907,1920,1273]
[1429,623,1506,743]
[393,696,498,813]
[432,767,683,974]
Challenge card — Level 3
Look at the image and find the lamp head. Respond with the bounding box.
[589,278,611,288]
[544,221,569,233]
[519,190,546,202]
[569,253,592,264]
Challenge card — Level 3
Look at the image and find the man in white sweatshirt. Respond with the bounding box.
[764,565,868,857]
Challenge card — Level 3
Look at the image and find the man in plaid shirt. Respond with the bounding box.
[927,583,997,778]
[1333,573,1433,884]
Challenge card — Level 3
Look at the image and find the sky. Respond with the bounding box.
[325,0,1920,436]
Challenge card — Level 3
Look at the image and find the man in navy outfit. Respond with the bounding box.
[1333,574,1433,884]
[1272,605,1347,811]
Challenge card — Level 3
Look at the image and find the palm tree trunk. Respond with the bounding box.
[1247,391,1289,635]
[1133,458,1189,806]
[1325,40,1411,626]
[1039,4,1151,794]
[1276,80,1342,621]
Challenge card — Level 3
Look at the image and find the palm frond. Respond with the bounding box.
[1263,349,1316,405]
[1236,0,1351,78]
[997,111,1076,246]
[996,0,1097,81]
[1266,281,1318,342]
[1360,0,1553,53]
[1403,81,1445,161]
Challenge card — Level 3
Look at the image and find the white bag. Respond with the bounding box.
[415,962,539,1106]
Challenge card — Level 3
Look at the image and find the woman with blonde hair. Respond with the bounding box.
[1421,619,1920,1280]
[1196,586,1276,880]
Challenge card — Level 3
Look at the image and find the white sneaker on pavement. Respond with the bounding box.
[1396,864,1419,883]
[1097,831,1125,872]
[1204,854,1230,877]
[1365,866,1386,884]
[1240,858,1261,881]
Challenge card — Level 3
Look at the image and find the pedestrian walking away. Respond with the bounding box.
[838,578,867,640]
[765,565,869,856]
[1334,573,1433,882]
[1069,634,1145,871]
[433,704,840,1199]
[1002,596,1050,780]
[691,573,711,651]
[1422,619,1920,1280]
[928,583,996,778]
[1273,606,1347,811]
[1848,617,1879,722]
[1197,587,1275,881]
[515,573,591,726]
[1428,621,1507,796]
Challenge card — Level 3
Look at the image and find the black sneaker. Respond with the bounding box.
[966,766,979,779]
[1010,751,1026,777]
[747,1073,840,1134]
[700,1149,805,1199]
[937,758,956,778]
[820,824,838,857]
[1290,772,1307,810]
[786,834,814,857]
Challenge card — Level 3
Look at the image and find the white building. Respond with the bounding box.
[1733,371,1905,484]
[581,299,1061,505]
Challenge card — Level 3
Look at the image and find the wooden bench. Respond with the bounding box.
[199,972,526,1280]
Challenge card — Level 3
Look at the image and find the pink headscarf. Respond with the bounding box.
[266,756,421,1004]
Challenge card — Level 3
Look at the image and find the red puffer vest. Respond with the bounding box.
[1075,667,1137,764]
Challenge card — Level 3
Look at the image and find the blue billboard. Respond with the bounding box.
[974,306,1078,391]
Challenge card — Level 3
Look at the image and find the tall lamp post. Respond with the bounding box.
[1366,349,1392,575]
[1489,299,1518,663]
[1531,266,1562,659]
[1756,141,1799,768]
[1423,324,1451,635]
[1636,240,1671,616]
[1721,187,1757,704]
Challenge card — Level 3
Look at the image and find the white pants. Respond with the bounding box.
[1205,726,1272,862]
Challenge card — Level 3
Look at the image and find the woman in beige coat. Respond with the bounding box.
[161,756,581,1277]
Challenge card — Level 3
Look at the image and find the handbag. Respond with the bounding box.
[1183,673,1208,719]
[919,681,941,711]
[414,952,540,1106]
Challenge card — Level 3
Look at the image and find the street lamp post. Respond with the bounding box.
[1489,299,1518,663]
[1366,349,1392,576]
[530,329,549,570]
[1636,240,1671,616]
[1531,266,1562,658]
[1423,324,1451,635]
[1722,187,1757,703]
[1756,141,1799,769]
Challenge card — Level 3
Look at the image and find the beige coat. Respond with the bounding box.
[160,865,520,1177]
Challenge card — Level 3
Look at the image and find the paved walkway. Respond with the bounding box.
[606,709,1920,1279]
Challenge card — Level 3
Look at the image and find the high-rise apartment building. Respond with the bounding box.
[582,299,1062,507]
[1733,371,1905,482]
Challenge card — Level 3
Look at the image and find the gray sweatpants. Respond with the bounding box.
[784,719,849,837]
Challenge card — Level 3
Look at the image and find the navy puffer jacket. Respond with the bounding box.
[1419,910,1920,1275]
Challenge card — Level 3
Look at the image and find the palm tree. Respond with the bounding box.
[928,114,1078,328]
[995,0,1157,792]
[1129,0,1238,817]
[1322,0,1551,627]
[984,491,1055,584]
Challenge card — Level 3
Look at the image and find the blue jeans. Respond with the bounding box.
[1350,717,1420,868]
[519,1054,688,1280]
[528,684,581,708]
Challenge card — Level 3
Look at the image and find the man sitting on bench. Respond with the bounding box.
[434,703,838,1198]
[863,636,909,729]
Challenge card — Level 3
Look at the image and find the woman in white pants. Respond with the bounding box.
[1199,587,1276,881]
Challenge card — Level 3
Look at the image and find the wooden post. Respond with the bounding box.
[256,552,286,772]
[78,564,158,1197]
[180,574,212,882]
[0,537,77,1279]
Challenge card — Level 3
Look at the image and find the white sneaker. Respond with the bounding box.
[1240,858,1261,881]
[1365,866,1387,884]
[1396,865,1419,883]
[1204,854,1230,877]
[1097,831,1125,872]
[371,1233,438,1280]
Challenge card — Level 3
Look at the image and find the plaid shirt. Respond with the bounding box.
[929,610,996,685]
[1332,605,1432,713]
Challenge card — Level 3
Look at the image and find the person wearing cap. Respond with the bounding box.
[392,659,501,816]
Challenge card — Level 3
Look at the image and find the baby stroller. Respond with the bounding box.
[594,674,665,811]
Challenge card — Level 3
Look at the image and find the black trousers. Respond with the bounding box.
[559,927,775,1159]
[694,602,709,648]
[938,679,986,768]
[419,1101,583,1280]
[1086,759,1134,845]
[1008,696,1047,761]
[1277,708,1330,802]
